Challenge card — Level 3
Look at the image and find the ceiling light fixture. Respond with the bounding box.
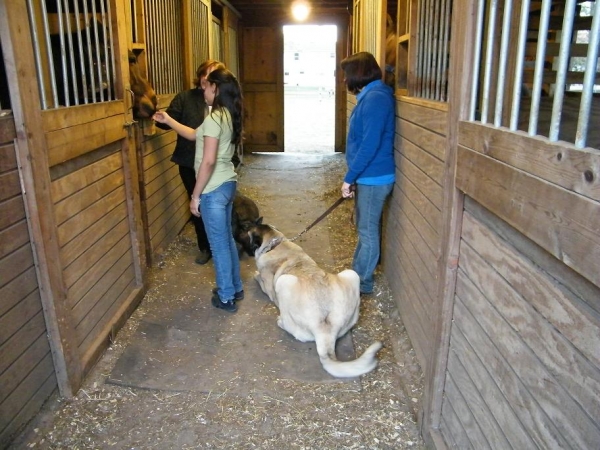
[291,0,311,21]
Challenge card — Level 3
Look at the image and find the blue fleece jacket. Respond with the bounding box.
[344,79,396,185]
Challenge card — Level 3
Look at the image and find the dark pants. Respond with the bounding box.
[179,165,210,253]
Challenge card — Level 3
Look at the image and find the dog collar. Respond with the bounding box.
[256,237,285,258]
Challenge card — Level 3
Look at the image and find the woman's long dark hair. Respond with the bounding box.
[206,68,243,146]
[340,52,382,95]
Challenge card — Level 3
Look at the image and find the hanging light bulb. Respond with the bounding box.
[291,0,311,21]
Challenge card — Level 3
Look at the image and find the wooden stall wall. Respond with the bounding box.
[383,98,447,381]
[0,0,147,409]
[431,0,600,446]
[0,114,57,447]
[440,197,600,449]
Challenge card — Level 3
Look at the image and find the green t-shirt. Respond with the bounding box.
[194,108,237,194]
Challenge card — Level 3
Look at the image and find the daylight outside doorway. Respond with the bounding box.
[283,25,336,154]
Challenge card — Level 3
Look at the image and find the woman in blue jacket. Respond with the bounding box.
[340,52,395,295]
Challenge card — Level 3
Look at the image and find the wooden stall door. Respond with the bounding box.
[240,26,284,152]
[1,0,146,397]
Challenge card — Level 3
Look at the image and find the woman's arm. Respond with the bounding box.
[189,136,218,216]
[153,111,196,141]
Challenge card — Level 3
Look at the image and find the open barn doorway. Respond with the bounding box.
[283,25,337,154]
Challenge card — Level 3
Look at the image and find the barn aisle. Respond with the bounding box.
[10,153,424,449]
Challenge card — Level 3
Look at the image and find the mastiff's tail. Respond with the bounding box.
[316,333,382,378]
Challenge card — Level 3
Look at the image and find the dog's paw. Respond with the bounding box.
[253,271,261,281]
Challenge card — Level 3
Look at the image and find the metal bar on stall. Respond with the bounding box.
[528,0,552,136]
[72,0,89,104]
[416,0,425,97]
[493,0,513,127]
[56,0,71,106]
[108,0,116,101]
[100,0,113,101]
[91,0,104,102]
[27,0,49,109]
[146,0,155,92]
[575,1,600,149]
[154,2,167,93]
[437,0,449,101]
[424,0,433,99]
[440,0,451,102]
[481,0,498,124]
[62,0,80,105]
[82,0,96,103]
[469,0,485,121]
[430,0,440,100]
[509,0,530,130]
[161,1,168,93]
[549,0,577,141]
[171,1,177,92]
[132,0,138,43]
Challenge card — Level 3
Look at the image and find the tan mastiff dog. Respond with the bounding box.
[249,221,382,378]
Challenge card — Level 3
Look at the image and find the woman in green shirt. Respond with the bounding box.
[153,68,244,313]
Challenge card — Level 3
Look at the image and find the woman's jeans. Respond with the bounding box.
[200,181,243,301]
[353,183,394,294]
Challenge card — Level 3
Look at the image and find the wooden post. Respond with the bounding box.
[421,0,476,446]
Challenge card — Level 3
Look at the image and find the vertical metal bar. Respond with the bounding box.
[162,0,168,92]
[157,1,164,93]
[575,0,600,148]
[435,0,446,100]
[100,0,113,101]
[27,0,49,109]
[72,0,89,104]
[528,0,552,135]
[481,0,498,124]
[146,0,155,92]
[107,0,116,101]
[82,0,96,103]
[91,0,104,102]
[439,0,451,102]
[549,0,577,141]
[469,0,485,121]
[424,0,433,98]
[430,0,441,100]
[493,0,513,127]
[132,0,138,43]
[56,0,71,106]
[417,0,425,96]
[62,0,80,105]
[509,0,531,130]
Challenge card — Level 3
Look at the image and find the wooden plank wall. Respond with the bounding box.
[436,115,600,448]
[0,115,57,446]
[383,98,447,374]
[49,141,139,366]
[440,198,600,449]
[140,120,189,262]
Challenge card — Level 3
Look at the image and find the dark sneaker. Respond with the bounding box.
[211,292,237,313]
[195,250,212,265]
[212,287,244,301]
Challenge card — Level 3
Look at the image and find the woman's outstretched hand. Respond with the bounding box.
[153,110,171,124]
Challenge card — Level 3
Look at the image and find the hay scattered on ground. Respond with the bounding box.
[14,155,424,450]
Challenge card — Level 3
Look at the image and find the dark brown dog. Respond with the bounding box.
[232,193,261,257]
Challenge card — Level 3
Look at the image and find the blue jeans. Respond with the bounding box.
[353,183,394,293]
[200,181,242,301]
